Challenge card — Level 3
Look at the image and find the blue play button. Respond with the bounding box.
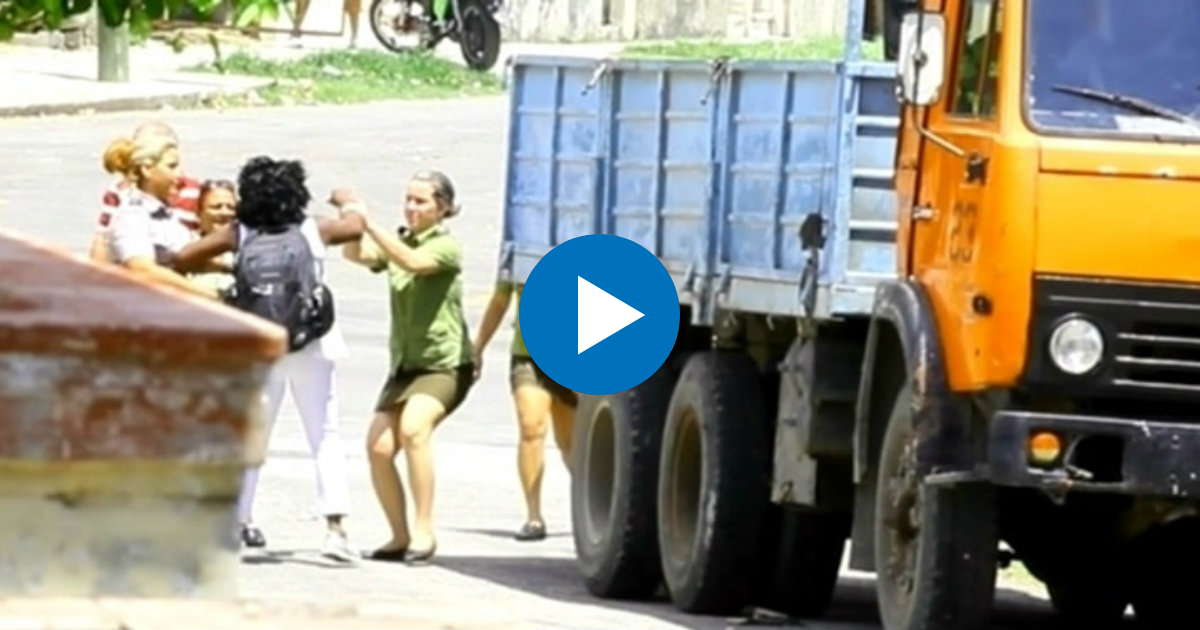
[519,234,680,396]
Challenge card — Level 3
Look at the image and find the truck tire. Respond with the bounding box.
[757,506,850,618]
[873,383,998,630]
[571,365,674,600]
[657,351,771,614]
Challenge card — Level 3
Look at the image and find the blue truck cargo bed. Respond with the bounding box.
[497,54,900,326]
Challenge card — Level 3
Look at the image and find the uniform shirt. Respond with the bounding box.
[96,176,202,234]
[372,225,473,374]
[494,279,529,358]
[105,187,194,266]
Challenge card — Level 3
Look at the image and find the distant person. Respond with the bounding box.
[333,170,475,564]
[90,121,201,264]
[473,278,577,541]
[172,155,367,562]
[288,0,362,48]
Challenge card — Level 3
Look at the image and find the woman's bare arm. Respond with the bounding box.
[316,213,367,246]
[473,287,512,357]
[124,256,218,299]
[171,225,237,274]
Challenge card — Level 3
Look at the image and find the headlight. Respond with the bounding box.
[1048,317,1104,375]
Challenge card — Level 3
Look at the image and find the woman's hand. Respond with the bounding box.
[471,347,484,382]
[328,187,360,208]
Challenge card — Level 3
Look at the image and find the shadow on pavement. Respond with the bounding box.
[434,554,1127,630]
[444,526,572,541]
[241,549,360,570]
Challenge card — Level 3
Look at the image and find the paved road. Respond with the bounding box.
[0,101,1068,629]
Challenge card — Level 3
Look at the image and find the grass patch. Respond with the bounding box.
[622,36,884,62]
[997,559,1047,597]
[189,49,502,106]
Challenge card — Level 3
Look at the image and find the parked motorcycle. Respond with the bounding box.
[368,0,503,72]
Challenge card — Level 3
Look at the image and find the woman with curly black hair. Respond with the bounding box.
[173,155,366,563]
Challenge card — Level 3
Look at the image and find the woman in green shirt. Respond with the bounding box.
[336,170,474,563]
[473,278,577,542]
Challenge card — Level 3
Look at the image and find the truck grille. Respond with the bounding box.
[1025,275,1200,401]
[1114,320,1200,393]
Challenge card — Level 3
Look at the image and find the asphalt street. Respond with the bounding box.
[0,100,1070,629]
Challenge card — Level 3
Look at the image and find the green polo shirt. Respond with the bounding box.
[495,280,529,358]
[373,225,473,374]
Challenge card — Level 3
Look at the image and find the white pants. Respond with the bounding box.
[237,344,353,522]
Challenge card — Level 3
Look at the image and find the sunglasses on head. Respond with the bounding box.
[201,179,236,193]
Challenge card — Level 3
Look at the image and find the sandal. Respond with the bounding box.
[514,521,547,542]
[405,543,437,564]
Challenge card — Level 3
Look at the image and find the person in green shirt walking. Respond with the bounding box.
[335,170,474,564]
[473,277,577,542]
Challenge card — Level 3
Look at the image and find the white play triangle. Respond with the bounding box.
[578,276,644,354]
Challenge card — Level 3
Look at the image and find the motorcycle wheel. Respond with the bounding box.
[457,1,501,71]
[369,0,435,53]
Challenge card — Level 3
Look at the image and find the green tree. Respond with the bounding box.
[0,0,281,40]
[1,0,282,81]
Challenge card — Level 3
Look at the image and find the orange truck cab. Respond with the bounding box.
[499,0,1200,627]
[879,0,1200,626]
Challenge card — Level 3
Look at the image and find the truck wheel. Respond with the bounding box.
[757,506,850,618]
[873,383,998,630]
[571,365,674,599]
[657,351,770,614]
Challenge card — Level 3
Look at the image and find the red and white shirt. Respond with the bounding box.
[96,175,202,234]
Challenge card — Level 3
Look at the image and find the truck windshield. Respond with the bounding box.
[1026,0,1200,139]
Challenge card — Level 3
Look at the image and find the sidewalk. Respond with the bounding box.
[0,9,623,120]
[0,32,276,118]
[0,597,516,629]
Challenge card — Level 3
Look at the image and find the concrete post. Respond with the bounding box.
[0,230,286,598]
[97,15,130,82]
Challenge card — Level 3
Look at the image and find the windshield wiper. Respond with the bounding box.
[1051,84,1199,127]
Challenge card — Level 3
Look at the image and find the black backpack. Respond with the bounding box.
[226,222,335,352]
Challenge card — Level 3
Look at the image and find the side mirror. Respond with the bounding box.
[897,11,946,106]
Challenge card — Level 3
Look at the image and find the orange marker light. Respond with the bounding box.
[1029,431,1062,464]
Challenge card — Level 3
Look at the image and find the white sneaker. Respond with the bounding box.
[322,530,360,563]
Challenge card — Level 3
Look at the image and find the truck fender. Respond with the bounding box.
[847,279,977,571]
[852,279,973,483]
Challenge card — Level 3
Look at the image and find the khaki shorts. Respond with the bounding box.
[375,364,474,416]
[510,355,577,406]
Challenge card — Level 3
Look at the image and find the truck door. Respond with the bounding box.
[912,0,1000,281]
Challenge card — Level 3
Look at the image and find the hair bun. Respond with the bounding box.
[102,136,135,175]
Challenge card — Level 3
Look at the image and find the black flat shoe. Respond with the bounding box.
[240,525,266,548]
[366,547,409,562]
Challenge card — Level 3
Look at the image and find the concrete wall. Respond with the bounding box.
[500,0,852,43]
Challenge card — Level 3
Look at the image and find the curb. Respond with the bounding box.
[0,79,273,119]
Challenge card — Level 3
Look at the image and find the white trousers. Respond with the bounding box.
[237,344,353,522]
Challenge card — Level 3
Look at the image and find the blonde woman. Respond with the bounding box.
[90,121,201,263]
[101,133,215,299]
